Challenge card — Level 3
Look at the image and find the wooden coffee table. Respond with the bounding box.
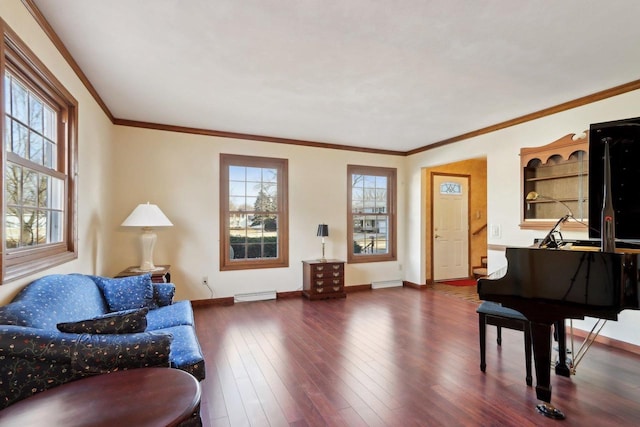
[0,368,201,427]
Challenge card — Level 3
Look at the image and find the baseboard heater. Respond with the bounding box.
[371,280,403,289]
[233,290,277,303]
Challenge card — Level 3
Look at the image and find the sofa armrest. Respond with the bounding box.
[153,283,176,307]
[0,325,173,410]
[71,331,172,374]
[0,325,173,373]
[0,325,78,362]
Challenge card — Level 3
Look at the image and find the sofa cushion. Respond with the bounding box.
[56,307,149,334]
[476,301,527,320]
[93,275,154,312]
[146,300,194,330]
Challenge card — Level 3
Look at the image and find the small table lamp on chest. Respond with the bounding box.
[317,223,329,262]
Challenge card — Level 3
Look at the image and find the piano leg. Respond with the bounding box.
[530,321,566,420]
[555,320,571,377]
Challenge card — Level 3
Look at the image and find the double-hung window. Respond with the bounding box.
[1,21,78,283]
[348,165,397,263]
[220,154,288,270]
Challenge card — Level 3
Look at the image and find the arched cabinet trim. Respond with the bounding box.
[520,132,589,231]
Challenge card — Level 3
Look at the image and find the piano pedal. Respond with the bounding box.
[536,403,566,420]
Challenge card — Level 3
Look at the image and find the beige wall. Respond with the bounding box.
[108,126,406,300]
[0,0,114,304]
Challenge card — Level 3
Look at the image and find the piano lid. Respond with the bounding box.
[478,247,639,310]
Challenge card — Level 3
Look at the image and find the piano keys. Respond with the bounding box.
[478,246,640,419]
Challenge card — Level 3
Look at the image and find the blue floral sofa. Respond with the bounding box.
[0,273,205,410]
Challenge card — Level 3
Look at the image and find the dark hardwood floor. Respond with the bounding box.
[193,287,640,426]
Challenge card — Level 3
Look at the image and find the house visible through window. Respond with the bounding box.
[1,20,78,283]
[348,165,397,263]
[220,154,288,270]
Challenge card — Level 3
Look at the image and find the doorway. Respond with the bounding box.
[432,174,470,281]
[423,157,487,286]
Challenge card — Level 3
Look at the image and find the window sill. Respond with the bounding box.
[2,251,77,284]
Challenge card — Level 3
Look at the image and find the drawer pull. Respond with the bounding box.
[317,287,324,293]
[332,265,340,270]
[333,279,340,285]
[333,272,340,277]
[315,266,324,271]
[333,286,340,291]
[316,280,324,286]
[316,273,324,278]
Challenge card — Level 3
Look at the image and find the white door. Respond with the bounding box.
[433,175,469,281]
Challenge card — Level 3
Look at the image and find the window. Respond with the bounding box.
[440,181,462,195]
[1,21,78,283]
[348,165,396,263]
[220,154,288,270]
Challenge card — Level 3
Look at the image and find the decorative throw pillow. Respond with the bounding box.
[94,274,154,312]
[153,283,175,307]
[57,307,149,334]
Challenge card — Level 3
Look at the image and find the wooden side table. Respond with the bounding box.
[0,368,201,427]
[115,265,171,283]
[302,259,346,300]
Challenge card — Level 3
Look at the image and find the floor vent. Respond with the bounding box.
[371,280,403,289]
[234,290,277,303]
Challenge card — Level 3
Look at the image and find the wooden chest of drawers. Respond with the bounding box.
[302,260,346,300]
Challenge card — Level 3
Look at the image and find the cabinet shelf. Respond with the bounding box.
[527,198,588,204]
[525,171,588,182]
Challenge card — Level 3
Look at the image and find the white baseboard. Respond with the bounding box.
[371,280,403,289]
[234,290,277,303]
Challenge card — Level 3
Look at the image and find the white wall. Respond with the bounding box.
[108,126,406,301]
[406,89,640,346]
[0,0,114,304]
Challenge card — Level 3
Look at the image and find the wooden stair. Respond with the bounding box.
[472,256,488,278]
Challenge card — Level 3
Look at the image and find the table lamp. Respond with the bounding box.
[317,224,329,262]
[121,202,173,271]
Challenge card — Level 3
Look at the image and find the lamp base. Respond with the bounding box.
[139,229,158,272]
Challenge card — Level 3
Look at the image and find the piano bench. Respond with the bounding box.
[477,301,532,386]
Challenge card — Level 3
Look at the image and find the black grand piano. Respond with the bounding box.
[478,245,640,419]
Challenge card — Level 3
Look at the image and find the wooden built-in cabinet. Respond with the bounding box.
[520,133,589,230]
[302,260,346,300]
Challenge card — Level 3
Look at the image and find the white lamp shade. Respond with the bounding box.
[121,202,173,227]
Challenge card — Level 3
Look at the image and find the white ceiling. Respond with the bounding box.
[32,0,640,153]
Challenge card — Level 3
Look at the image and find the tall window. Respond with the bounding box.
[1,22,78,283]
[220,154,288,270]
[348,165,397,263]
